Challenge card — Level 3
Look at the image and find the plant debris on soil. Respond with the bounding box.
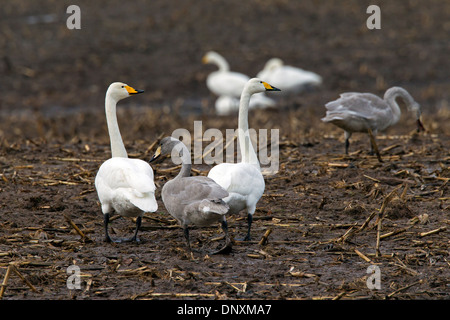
[0,1,449,300]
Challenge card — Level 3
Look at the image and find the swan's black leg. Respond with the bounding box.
[183,226,192,253]
[129,216,142,242]
[367,128,382,162]
[212,219,232,255]
[104,213,112,243]
[243,213,253,241]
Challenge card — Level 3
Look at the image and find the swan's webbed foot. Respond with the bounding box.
[212,241,233,255]
[212,220,233,254]
[103,214,142,243]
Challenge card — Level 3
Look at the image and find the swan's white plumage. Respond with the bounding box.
[207,71,249,98]
[215,93,276,115]
[94,82,157,242]
[203,51,250,98]
[207,78,280,240]
[95,157,157,217]
[208,162,265,215]
[256,58,322,95]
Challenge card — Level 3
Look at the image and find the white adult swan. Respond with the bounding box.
[256,58,322,95]
[203,51,275,114]
[95,82,157,243]
[321,86,424,161]
[207,78,280,241]
[150,137,231,255]
[202,51,250,98]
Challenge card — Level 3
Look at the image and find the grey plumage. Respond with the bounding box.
[162,176,229,227]
[322,87,424,158]
[150,137,231,254]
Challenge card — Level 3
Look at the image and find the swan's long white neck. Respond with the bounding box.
[212,54,230,72]
[384,87,418,126]
[238,90,260,168]
[105,95,128,158]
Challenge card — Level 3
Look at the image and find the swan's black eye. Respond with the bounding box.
[121,85,125,88]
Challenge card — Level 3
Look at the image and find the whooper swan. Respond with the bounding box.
[256,58,322,95]
[321,86,424,161]
[207,78,280,241]
[150,137,231,255]
[202,51,250,98]
[95,82,157,243]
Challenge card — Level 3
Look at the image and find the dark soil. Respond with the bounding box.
[0,1,448,300]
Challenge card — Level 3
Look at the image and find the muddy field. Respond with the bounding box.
[0,1,449,301]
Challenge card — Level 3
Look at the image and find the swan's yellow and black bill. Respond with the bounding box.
[262,81,281,91]
[149,146,161,163]
[125,85,144,95]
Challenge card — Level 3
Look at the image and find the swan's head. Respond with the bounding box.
[386,86,424,132]
[202,51,222,64]
[149,137,189,164]
[106,82,144,102]
[244,78,281,95]
[413,103,425,132]
[202,51,231,72]
[263,58,284,71]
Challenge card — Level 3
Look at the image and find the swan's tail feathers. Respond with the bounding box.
[322,102,346,123]
[324,97,351,111]
[321,114,344,123]
[130,192,158,213]
[199,199,229,216]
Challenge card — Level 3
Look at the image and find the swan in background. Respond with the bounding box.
[150,137,231,255]
[321,86,425,161]
[256,58,322,95]
[203,51,277,114]
[202,51,250,98]
[215,93,276,116]
[95,82,157,243]
[208,78,280,241]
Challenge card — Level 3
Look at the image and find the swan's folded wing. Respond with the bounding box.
[124,159,156,194]
[207,163,234,191]
[207,71,249,97]
[172,176,229,204]
[198,198,229,215]
[277,66,322,86]
[129,190,158,213]
[208,163,264,197]
[122,159,157,212]
[96,158,157,212]
[324,93,387,121]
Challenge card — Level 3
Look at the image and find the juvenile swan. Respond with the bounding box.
[150,137,231,254]
[95,82,157,243]
[208,78,280,241]
[322,87,424,160]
